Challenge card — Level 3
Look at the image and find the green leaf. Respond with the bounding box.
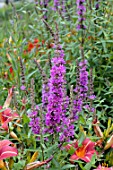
[79,115,86,124]
[26,69,38,80]
[61,164,76,169]
[23,114,30,124]
[68,146,75,155]
[78,132,85,147]
[84,162,92,170]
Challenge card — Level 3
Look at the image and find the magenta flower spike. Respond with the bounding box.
[76,0,86,30]
[45,46,74,141]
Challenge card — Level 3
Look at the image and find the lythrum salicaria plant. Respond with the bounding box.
[1,0,113,169]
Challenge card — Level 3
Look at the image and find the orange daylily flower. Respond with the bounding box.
[0,140,18,160]
[65,138,97,163]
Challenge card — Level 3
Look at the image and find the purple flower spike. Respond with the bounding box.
[45,46,74,141]
[29,110,40,135]
[76,0,86,30]
[73,59,88,118]
[53,0,60,10]
[79,59,88,99]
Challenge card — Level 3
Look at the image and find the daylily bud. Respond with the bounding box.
[93,122,103,138]
[10,131,20,142]
[9,36,13,44]
[104,117,112,138]
[24,156,53,170]
[0,160,7,170]
[3,87,14,108]
[29,151,38,163]
[104,135,113,150]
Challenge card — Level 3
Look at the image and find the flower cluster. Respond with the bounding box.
[34,59,49,112]
[76,0,86,30]
[53,0,60,10]
[42,82,49,111]
[45,47,74,141]
[73,59,88,119]
[45,48,66,133]
[84,68,96,113]
[29,108,40,135]
[73,60,82,119]
[62,0,66,13]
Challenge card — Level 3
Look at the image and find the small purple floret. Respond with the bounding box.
[20,85,26,91]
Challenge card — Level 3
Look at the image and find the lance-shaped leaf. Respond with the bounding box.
[0,140,18,160]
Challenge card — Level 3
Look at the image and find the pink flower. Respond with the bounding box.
[65,138,97,163]
[0,140,18,160]
[0,106,19,131]
[94,165,113,170]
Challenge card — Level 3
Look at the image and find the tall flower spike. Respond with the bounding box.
[69,85,74,118]
[29,77,40,135]
[88,68,96,100]
[20,57,26,91]
[62,0,66,13]
[73,60,82,120]
[79,59,88,99]
[76,0,86,30]
[45,45,74,141]
[12,87,18,110]
[34,59,49,111]
[84,68,96,113]
[30,78,36,112]
[29,107,40,135]
[45,47,67,134]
